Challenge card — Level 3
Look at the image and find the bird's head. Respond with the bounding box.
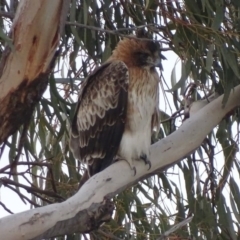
[133,40,166,70]
[110,30,166,70]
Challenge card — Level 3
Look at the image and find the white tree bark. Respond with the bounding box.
[1,84,239,239]
[0,1,60,97]
[0,0,69,143]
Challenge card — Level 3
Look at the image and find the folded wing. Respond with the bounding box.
[70,60,129,176]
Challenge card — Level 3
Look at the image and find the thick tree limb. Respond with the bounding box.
[0,0,69,144]
[0,84,239,240]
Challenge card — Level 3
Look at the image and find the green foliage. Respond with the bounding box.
[0,0,240,239]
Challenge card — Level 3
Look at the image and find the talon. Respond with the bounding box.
[132,166,136,176]
[140,153,151,170]
[146,160,151,170]
[120,156,137,175]
[140,153,147,163]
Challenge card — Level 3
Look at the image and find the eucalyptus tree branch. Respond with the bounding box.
[0,84,239,240]
[0,11,14,19]
[66,21,166,42]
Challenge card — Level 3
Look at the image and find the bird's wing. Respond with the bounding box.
[151,79,160,132]
[70,60,129,176]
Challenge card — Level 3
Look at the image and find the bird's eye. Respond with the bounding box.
[137,52,149,60]
[135,51,149,65]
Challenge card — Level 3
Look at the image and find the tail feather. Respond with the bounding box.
[78,156,114,189]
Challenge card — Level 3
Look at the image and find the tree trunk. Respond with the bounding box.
[0,0,69,144]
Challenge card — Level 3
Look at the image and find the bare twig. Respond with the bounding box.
[66,22,166,42]
[1,182,38,207]
[0,10,14,19]
[0,201,14,214]
[0,142,6,159]
[10,121,31,176]
[156,215,194,240]
[48,165,57,194]
[160,107,184,124]
[0,161,51,174]
[0,177,64,200]
[97,229,123,240]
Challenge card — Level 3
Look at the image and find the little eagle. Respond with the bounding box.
[70,33,164,180]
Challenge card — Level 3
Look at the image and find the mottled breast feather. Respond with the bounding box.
[70,61,129,176]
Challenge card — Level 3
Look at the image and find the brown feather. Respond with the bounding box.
[70,36,163,186]
[70,61,129,176]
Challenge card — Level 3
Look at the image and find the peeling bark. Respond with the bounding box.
[0,74,48,142]
[0,0,69,144]
[31,198,114,240]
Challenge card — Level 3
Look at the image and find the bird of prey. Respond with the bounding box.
[70,32,164,179]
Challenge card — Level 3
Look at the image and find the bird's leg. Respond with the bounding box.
[116,155,137,176]
[126,159,136,176]
[132,166,137,176]
[140,153,151,170]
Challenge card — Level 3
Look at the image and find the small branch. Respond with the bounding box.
[0,161,51,173]
[66,22,166,42]
[66,22,155,33]
[97,229,123,240]
[156,215,194,240]
[0,178,64,201]
[0,142,6,159]
[59,0,70,35]
[0,10,14,19]
[10,121,30,175]
[160,107,184,123]
[48,166,58,194]
[54,77,84,84]
[0,201,14,214]
[1,182,39,207]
